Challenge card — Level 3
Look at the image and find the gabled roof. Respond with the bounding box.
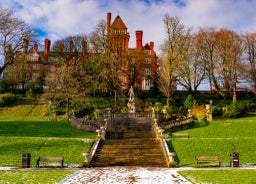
[111,15,127,29]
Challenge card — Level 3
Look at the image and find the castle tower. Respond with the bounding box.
[107,12,130,55]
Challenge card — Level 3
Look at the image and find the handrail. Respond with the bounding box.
[160,117,193,130]
[83,117,109,167]
[153,119,172,167]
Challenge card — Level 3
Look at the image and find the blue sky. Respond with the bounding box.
[1,0,256,55]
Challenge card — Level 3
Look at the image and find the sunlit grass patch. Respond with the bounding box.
[179,169,256,184]
[0,170,75,184]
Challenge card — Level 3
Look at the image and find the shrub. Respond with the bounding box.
[223,103,247,118]
[75,106,94,118]
[184,94,197,109]
[0,93,16,107]
[212,105,223,117]
[191,105,207,120]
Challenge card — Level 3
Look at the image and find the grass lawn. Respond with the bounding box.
[0,170,75,184]
[179,169,256,184]
[0,121,96,167]
[167,115,256,167]
[0,105,48,121]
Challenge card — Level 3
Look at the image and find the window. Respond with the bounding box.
[144,57,151,64]
[32,73,40,82]
[144,49,150,54]
[142,79,151,90]
[26,55,39,61]
[144,68,151,75]
[33,64,40,70]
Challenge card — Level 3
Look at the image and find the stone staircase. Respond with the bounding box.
[89,117,168,167]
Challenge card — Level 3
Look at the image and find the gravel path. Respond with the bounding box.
[59,167,191,184]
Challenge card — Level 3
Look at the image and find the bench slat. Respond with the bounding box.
[40,157,63,162]
[172,133,189,139]
[195,156,221,167]
[37,156,64,167]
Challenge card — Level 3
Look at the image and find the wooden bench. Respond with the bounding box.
[195,156,221,167]
[172,133,189,139]
[36,156,64,167]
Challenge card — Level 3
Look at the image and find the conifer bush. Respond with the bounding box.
[223,103,247,118]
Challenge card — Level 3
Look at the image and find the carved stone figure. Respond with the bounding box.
[128,86,134,102]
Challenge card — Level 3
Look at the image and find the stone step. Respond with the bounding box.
[90,117,168,168]
[103,138,159,145]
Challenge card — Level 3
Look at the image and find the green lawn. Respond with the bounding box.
[0,170,75,184]
[168,115,256,183]
[179,169,256,184]
[167,116,256,167]
[0,105,48,121]
[0,121,96,167]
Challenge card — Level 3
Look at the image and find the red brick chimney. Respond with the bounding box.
[107,12,111,32]
[70,40,73,53]
[82,41,87,56]
[150,42,154,51]
[125,36,130,52]
[23,39,29,54]
[44,39,51,55]
[60,43,64,52]
[33,43,38,52]
[136,30,143,49]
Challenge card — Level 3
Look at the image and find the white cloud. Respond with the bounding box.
[1,0,256,54]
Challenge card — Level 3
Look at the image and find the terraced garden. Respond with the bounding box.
[0,104,256,183]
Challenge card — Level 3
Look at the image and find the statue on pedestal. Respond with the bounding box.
[127,86,135,113]
[128,86,134,103]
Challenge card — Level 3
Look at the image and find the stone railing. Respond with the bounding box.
[70,116,107,132]
[153,119,176,168]
[159,117,193,131]
[111,112,152,118]
[82,120,108,167]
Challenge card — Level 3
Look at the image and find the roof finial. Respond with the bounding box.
[117,11,119,16]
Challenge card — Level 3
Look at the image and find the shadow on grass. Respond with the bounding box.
[166,140,180,166]
[0,121,96,138]
[188,120,210,129]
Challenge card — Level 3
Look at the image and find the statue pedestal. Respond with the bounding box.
[127,102,135,114]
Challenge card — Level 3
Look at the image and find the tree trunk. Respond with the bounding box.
[66,97,69,118]
[232,85,237,104]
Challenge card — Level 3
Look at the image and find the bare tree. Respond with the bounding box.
[159,15,190,105]
[52,34,88,53]
[89,19,108,54]
[0,7,36,75]
[215,29,243,102]
[242,32,256,94]
[157,56,176,106]
[194,27,219,95]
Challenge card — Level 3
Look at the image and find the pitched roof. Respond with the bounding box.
[111,15,127,29]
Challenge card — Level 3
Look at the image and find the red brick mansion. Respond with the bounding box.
[5,12,158,91]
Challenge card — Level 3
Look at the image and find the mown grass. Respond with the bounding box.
[0,104,48,121]
[0,170,75,184]
[0,121,96,167]
[167,115,256,183]
[167,116,256,167]
[179,169,256,184]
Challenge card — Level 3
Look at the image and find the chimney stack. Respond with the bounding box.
[82,41,87,56]
[70,40,73,53]
[60,43,64,52]
[107,12,111,32]
[44,39,51,55]
[23,39,29,54]
[33,43,38,52]
[136,30,143,49]
[150,42,154,51]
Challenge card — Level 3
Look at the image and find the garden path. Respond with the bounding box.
[59,167,191,184]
